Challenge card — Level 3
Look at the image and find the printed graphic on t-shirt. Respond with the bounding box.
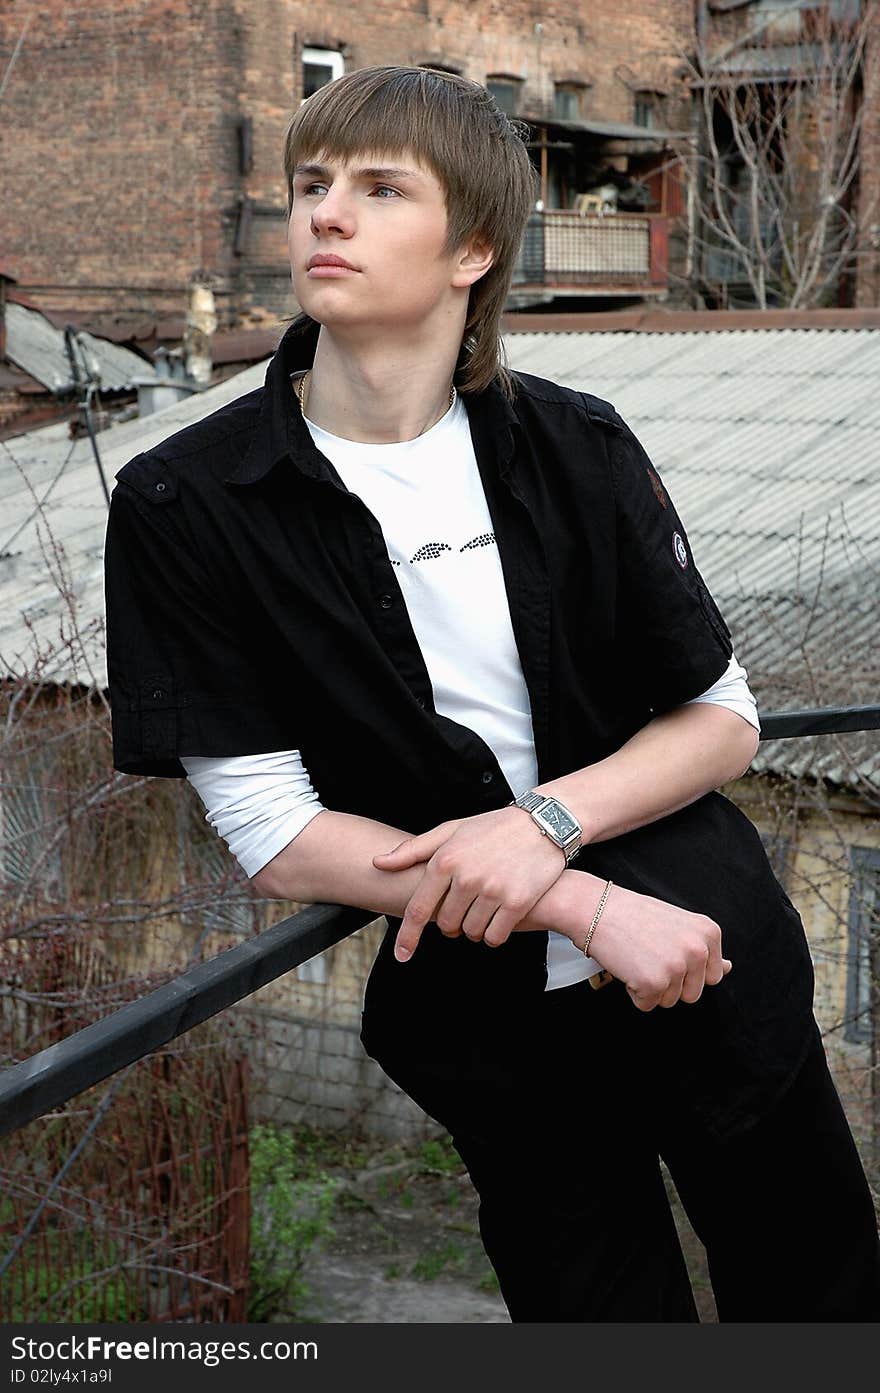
[390,532,497,565]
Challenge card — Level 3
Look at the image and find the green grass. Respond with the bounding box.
[417,1137,464,1174]
[411,1240,470,1282]
[1,1230,148,1323]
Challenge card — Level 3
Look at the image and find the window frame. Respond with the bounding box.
[553,82,584,121]
[633,89,666,130]
[302,45,344,102]
[486,74,523,116]
[845,846,880,1046]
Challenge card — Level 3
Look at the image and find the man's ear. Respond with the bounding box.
[451,236,495,289]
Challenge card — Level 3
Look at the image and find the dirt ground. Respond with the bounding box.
[280,1129,718,1324]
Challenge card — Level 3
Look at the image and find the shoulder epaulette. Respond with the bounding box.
[114,452,178,504]
[579,393,627,433]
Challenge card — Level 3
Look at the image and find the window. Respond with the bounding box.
[302,46,344,102]
[634,90,664,129]
[486,76,522,116]
[297,950,330,985]
[845,848,880,1045]
[553,83,583,121]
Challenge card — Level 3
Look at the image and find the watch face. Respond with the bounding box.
[539,801,578,840]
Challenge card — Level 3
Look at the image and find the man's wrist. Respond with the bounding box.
[510,788,582,864]
[522,867,600,940]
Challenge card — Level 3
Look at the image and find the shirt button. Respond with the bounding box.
[481,771,494,785]
[379,594,393,609]
[152,688,165,701]
[155,481,166,493]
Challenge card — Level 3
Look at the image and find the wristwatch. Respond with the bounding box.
[511,789,582,864]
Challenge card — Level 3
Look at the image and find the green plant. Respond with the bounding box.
[282,1122,372,1174]
[411,1240,469,1282]
[1,1231,147,1323]
[247,1123,340,1322]
[418,1137,462,1174]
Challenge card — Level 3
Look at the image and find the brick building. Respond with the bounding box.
[694,0,880,308]
[3,3,876,343]
[857,2,880,305]
[0,0,695,334]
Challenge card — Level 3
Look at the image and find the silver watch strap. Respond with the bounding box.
[513,790,546,814]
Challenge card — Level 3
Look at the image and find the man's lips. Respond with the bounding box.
[307,253,359,272]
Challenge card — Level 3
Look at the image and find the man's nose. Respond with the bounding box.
[309,184,355,237]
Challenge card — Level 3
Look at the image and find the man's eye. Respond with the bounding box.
[300,182,328,196]
[373,185,400,198]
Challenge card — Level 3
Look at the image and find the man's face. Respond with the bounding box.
[288,150,478,335]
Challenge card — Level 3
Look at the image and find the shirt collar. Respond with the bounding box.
[225,316,521,487]
[225,318,324,486]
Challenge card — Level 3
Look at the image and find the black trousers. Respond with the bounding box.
[364,975,880,1322]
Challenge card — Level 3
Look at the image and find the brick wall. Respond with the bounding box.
[0,1,247,330]
[6,3,875,325]
[1,1,694,331]
[283,0,694,126]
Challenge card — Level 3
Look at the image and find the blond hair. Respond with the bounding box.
[282,65,538,397]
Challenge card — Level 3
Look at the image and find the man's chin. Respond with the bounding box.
[299,302,401,338]
[294,288,365,325]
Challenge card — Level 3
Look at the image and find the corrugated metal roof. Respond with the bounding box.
[0,359,266,688]
[5,302,157,394]
[2,328,878,789]
[503,329,880,788]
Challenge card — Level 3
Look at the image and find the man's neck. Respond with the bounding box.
[301,326,461,444]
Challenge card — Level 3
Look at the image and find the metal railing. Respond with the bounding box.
[512,210,668,290]
[1,702,878,1141]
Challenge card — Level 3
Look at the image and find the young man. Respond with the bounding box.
[104,66,880,1321]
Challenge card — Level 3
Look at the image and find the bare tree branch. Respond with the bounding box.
[677,1,877,308]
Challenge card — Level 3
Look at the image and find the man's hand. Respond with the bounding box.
[577,878,732,1012]
[372,808,568,961]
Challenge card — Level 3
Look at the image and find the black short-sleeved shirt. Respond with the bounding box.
[104,320,816,1140]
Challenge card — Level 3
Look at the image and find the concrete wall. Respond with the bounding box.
[240,917,443,1143]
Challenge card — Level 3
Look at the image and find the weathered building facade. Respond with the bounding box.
[3,2,878,329]
[0,0,696,333]
[693,0,880,308]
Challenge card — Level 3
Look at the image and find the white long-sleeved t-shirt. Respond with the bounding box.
[184,392,759,990]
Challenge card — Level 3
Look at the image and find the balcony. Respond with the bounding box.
[511,209,669,301]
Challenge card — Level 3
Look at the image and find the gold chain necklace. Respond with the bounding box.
[294,370,455,423]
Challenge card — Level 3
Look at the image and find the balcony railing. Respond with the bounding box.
[512,210,669,295]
